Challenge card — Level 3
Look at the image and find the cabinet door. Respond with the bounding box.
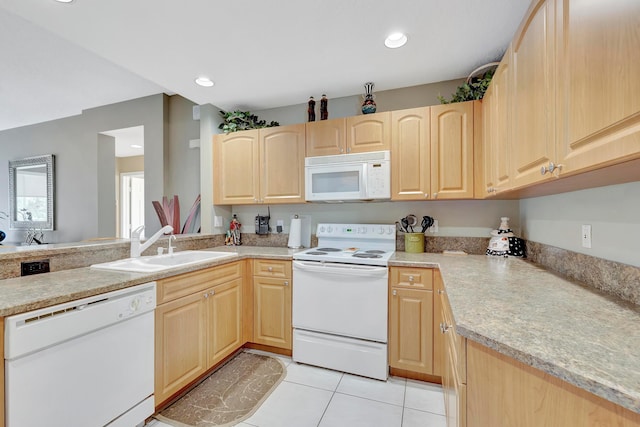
[391,107,431,200]
[213,130,260,205]
[207,278,243,367]
[482,86,496,197]
[389,287,434,374]
[510,0,556,188]
[306,118,346,156]
[430,102,475,199]
[155,292,207,405]
[492,47,513,193]
[555,0,640,174]
[432,270,444,377]
[346,112,391,154]
[259,124,306,204]
[253,276,292,349]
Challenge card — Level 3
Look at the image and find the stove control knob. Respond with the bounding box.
[359,227,366,234]
[378,226,384,234]
[327,226,333,233]
[387,226,394,234]
[319,226,326,233]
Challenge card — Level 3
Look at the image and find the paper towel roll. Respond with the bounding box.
[288,216,302,248]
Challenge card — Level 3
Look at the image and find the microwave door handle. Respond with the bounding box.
[360,164,368,197]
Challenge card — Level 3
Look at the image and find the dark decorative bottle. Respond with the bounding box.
[307,96,316,122]
[320,94,328,120]
[361,82,376,114]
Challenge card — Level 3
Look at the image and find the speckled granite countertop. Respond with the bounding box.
[0,247,638,414]
[390,252,640,414]
[0,246,297,317]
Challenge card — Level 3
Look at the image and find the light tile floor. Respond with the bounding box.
[148,350,446,427]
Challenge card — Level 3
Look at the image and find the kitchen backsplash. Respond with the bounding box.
[526,241,640,306]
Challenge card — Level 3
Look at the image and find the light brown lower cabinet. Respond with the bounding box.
[1,317,4,427]
[389,267,438,377]
[466,340,640,427]
[440,285,640,427]
[154,262,243,406]
[252,260,292,350]
[440,288,466,427]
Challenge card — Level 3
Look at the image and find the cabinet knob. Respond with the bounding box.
[408,275,414,282]
[284,281,289,286]
[424,193,429,198]
[437,289,445,295]
[433,193,438,199]
[440,322,451,334]
[340,148,344,153]
[392,289,397,296]
[210,290,215,296]
[346,148,351,153]
[204,293,209,299]
[268,266,273,272]
[540,162,563,176]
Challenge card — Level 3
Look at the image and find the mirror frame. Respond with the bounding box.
[9,154,55,230]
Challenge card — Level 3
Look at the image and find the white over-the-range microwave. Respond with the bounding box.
[305,150,391,202]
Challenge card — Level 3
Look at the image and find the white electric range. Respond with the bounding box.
[292,223,396,380]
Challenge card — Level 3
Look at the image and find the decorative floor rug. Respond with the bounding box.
[156,351,286,427]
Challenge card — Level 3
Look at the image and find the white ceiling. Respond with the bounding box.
[102,125,144,158]
[0,0,531,132]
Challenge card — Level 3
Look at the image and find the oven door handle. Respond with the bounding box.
[293,260,388,277]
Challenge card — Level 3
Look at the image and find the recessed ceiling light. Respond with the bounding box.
[55,0,74,3]
[385,32,408,49]
[130,144,143,149]
[195,76,214,87]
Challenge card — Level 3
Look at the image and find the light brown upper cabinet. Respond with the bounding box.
[346,112,391,154]
[430,102,475,199]
[391,107,431,200]
[213,124,306,205]
[483,46,513,197]
[305,118,346,157]
[510,0,557,189]
[554,0,640,174]
[484,0,640,197]
[391,103,476,201]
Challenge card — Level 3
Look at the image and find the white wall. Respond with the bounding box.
[520,181,640,267]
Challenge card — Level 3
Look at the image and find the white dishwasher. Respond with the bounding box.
[4,282,156,427]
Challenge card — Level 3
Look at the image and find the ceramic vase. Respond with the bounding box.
[361,82,377,114]
[0,230,5,243]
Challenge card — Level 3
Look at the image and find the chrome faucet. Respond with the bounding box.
[168,234,177,255]
[130,225,173,258]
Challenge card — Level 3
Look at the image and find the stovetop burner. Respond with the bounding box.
[317,248,341,252]
[365,250,386,254]
[353,253,383,259]
[307,251,329,255]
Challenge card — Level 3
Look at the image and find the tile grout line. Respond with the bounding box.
[401,378,408,427]
[316,374,344,427]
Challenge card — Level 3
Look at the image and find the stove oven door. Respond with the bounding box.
[292,260,388,342]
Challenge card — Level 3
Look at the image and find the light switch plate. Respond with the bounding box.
[581,224,592,248]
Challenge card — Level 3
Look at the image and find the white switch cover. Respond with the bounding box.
[276,220,284,227]
[213,216,224,227]
[581,224,592,248]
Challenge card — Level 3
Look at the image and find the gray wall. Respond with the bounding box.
[0,93,196,243]
[253,79,465,125]
[520,181,640,267]
[167,95,201,229]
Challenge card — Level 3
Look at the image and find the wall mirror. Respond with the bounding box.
[9,154,55,230]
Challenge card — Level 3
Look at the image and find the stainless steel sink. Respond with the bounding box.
[90,250,237,273]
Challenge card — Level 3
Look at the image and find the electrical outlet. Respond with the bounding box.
[213,216,224,227]
[429,220,439,233]
[581,224,592,248]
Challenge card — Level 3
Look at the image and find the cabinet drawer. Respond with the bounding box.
[253,259,291,279]
[157,261,242,305]
[390,267,433,290]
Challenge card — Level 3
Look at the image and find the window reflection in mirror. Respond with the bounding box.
[9,154,55,230]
